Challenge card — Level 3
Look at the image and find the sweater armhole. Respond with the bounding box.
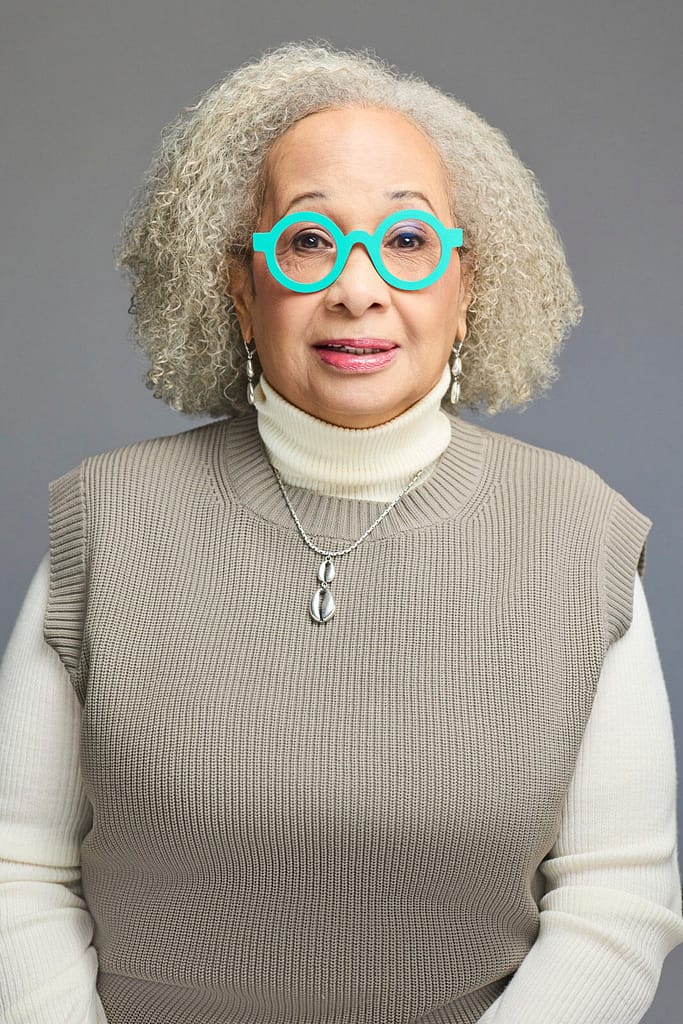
[43,462,88,705]
[602,490,653,648]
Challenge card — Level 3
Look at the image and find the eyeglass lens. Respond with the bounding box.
[273,217,442,286]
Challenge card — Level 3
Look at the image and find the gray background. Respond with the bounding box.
[1,0,681,1018]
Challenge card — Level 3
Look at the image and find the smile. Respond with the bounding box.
[318,345,387,354]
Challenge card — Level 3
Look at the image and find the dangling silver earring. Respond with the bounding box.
[449,338,464,405]
[245,340,256,406]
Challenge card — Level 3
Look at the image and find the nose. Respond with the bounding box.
[323,242,392,314]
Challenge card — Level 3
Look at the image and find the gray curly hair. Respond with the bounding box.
[115,38,583,417]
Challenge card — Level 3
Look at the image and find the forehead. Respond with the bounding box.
[263,107,450,217]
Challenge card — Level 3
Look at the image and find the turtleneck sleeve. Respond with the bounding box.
[477,571,683,1022]
[0,552,108,1022]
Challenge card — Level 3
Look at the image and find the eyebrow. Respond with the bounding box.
[282,190,438,217]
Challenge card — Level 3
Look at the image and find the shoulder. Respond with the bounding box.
[49,417,233,491]
[87,417,229,468]
[454,413,652,563]
[455,413,620,510]
[456,416,653,641]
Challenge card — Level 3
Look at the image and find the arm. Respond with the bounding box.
[478,572,683,1023]
[0,553,108,1023]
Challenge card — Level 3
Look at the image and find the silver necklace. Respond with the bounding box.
[269,463,425,623]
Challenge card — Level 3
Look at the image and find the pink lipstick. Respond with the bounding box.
[313,338,398,373]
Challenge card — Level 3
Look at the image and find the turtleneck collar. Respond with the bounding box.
[252,363,453,501]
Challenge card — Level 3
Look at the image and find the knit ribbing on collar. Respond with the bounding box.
[252,363,453,501]
[213,397,489,546]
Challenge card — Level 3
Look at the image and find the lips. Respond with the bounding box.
[314,343,399,373]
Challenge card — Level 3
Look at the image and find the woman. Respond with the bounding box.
[1,39,682,1024]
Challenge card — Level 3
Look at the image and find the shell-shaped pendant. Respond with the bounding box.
[311,586,335,623]
[247,380,255,405]
[450,378,461,404]
[318,558,335,584]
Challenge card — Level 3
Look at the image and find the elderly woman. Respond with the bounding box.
[1,39,682,1024]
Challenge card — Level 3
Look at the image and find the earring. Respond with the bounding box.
[449,338,464,405]
[245,340,256,406]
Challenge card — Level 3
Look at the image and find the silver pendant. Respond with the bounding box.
[310,558,336,623]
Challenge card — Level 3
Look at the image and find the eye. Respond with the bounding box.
[387,227,427,249]
[292,231,332,251]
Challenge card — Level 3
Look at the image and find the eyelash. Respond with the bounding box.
[292,230,426,250]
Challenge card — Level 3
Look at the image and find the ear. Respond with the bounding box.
[226,256,255,342]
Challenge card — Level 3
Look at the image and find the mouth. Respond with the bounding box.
[313,338,398,355]
[312,339,399,373]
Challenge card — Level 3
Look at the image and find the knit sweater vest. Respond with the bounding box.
[43,409,652,1024]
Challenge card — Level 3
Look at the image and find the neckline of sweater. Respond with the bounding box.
[211,398,491,545]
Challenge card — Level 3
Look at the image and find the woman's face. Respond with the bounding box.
[230,106,472,428]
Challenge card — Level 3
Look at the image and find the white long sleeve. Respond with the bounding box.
[0,552,108,1024]
[1,552,681,1023]
[478,567,683,1022]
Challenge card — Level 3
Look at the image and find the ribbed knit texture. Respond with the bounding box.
[39,408,661,1023]
[253,363,452,499]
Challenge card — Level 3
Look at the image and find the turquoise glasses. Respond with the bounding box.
[252,209,463,293]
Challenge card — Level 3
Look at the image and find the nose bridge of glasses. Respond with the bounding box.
[331,231,392,289]
[343,227,375,247]
[336,227,377,271]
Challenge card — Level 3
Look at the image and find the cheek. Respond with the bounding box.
[433,269,465,327]
[250,276,318,362]
[411,278,460,333]
[249,278,291,337]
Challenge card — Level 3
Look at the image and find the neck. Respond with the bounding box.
[252,363,454,501]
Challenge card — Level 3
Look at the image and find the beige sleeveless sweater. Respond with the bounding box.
[42,408,651,1024]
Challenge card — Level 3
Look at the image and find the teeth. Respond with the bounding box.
[327,345,385,354]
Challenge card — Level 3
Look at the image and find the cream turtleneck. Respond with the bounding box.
[252,362,453,501]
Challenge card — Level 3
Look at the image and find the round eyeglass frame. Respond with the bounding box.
[251,208,464,293]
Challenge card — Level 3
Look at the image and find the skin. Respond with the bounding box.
[229,106,473,429]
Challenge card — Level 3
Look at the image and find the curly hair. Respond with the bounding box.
[115,38,583,418]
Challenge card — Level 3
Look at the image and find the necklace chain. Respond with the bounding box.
[263,445,427,623]
[270,463,425,557]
